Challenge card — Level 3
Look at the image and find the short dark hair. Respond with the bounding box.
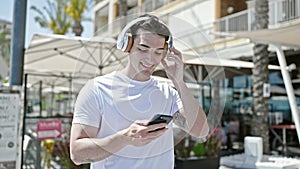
[129,14,171,41]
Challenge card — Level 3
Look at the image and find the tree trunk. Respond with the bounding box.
[251,0,270,153]
[210,80,221,129]
[72,20,83,36]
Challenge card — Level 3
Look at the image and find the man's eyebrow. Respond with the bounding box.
[138,43,150,48]
[138,43,165,50]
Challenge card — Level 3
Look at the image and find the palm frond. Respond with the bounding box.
[31,0,72,34]
[31,5,49,24]
[43,5,55,23]
[34,16,48,27]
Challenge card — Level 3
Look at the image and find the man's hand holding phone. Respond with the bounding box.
[148,114,173,133]
[122,114,172,147]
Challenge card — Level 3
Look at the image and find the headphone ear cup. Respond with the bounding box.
[118,34,133,52]
[164,36,173,54]
[124,35,133,52]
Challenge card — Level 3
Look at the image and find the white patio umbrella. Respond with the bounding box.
[24,33,128,114]
[24,33,127,90]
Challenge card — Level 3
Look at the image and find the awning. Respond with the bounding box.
[182,52,281,80]
[184,54,281,70]
[232,21,300,48]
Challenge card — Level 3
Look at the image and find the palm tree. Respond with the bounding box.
[65,0,90,36]
[31,0,71,34]
[0,29,11,66]
[251,0,270,153]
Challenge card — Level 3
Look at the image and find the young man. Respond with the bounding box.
[70,14,209,169]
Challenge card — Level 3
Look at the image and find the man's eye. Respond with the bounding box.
[138,48,147,52]
[155,51,163,55]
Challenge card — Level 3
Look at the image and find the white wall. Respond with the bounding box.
[172,0,215,30]
[167,0,216,52]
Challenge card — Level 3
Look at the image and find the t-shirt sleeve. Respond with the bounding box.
[170,87,183,116]
[72,79,103,128]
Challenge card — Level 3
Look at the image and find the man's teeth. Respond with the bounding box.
[141,62,153,67]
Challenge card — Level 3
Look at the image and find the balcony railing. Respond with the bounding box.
[214,10,252,32]
[214,0,300,33]
[95,0,177,36]
[96,0,300,40]
[142,0,166,13]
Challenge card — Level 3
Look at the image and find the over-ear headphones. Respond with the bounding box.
[116,15,173,53]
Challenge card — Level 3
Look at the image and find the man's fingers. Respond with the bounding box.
[166,55,182,65]
[135,120,149,126]
[130,125,168,146]
[147,127,168,137]
[161,59,168,69]
[146,123,167,132]
[140,127,168,140]
[169,47,182,59]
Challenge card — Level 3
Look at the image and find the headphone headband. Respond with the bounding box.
[116,16,173,52]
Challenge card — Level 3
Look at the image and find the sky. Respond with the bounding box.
[0,0,94,47]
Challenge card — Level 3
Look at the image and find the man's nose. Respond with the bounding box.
[145,50,154,62]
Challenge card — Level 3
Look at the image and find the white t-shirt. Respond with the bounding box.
[73,71,183,169]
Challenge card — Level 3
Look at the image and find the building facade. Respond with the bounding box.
[93,0,300,144]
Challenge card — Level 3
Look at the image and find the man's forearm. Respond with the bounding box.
[70,130,129,165]
[174,81,209,138]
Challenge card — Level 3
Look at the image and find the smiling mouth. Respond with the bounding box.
[140,62,154,69]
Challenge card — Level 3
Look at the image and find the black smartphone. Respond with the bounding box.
[148,114,173,132]
[148,114,173,125]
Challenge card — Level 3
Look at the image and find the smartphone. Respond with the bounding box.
[148,114,173,132]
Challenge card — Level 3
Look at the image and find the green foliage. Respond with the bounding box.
[174,135,196,159]
[31,0,71,34]
[193,127,224,157]
[3,77,9,83]
[193,143,206,157]
[54,140,76,168]
[31,0,91,36]
[66,0,91,36]
[175,127,225,159]
[65,0,88,21]
[0,29,11,65]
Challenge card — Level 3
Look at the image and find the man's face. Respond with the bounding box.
[128,30,166,81]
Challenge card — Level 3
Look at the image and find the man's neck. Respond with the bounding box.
[120,68,150,82]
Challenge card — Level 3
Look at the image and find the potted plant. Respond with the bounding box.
[174,126,225,169]
[51,138,91,169]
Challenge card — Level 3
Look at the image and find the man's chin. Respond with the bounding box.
[138,70,152,80]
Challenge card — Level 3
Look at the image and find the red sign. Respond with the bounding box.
[37,120,62,140]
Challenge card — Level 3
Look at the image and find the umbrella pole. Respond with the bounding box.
[50,84,54,116]
[275,45,300,144]
[68,76,72,114]
[39,80,42,116]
